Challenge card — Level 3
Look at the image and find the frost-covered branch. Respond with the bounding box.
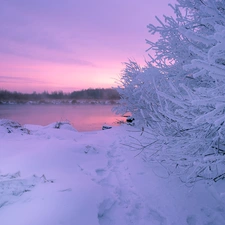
[115,0,225,184]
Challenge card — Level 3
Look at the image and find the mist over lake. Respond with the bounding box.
[0,104,123,131]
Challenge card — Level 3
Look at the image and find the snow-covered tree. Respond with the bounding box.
[115,0,225,183]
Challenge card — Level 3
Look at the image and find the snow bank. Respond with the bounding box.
[0,119,224,225]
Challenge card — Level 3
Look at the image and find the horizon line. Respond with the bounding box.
[0,87,118,94]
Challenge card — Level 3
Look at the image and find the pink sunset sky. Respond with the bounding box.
[0,0,176,93]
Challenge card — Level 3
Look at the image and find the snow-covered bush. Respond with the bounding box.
[115,0,225,183]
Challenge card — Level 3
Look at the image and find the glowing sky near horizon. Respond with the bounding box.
[0,0,176,93]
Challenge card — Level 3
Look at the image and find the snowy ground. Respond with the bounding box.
[0,119,225,225]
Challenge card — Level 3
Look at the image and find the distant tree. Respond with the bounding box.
[70,88,120,100]
[0,88,120,102]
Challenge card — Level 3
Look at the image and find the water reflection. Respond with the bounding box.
[0,105,123,131]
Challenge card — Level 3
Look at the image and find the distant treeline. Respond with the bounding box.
[0,88,120,101]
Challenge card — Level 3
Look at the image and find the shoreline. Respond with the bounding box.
[0,99,120,105]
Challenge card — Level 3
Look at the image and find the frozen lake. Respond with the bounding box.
[0,104,123,131]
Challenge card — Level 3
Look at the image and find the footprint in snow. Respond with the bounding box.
[98,198,116,225]
[200,207,225,225]
[95,168,106,176]
[186,215,197,225]
[84,145,99,154]
[146,208,167,225]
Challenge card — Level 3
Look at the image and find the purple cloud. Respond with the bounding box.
[0,76,49,84]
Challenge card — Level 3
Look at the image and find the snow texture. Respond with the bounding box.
[0,119,224,225]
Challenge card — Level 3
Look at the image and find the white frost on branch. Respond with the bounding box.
[115,0,225,184]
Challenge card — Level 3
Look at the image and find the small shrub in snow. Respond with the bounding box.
[53,121,77,131]
[0,172,53,209]
[102,125,112,130]
[0,119,30,134]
